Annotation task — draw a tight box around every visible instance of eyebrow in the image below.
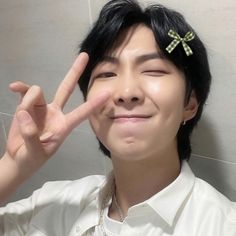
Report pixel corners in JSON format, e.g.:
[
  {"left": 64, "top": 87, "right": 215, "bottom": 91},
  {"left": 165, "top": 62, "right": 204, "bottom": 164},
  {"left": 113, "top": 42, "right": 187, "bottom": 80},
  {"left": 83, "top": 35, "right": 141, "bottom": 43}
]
[
  {"left": 136, "top": 52, "right": 165, "bottom": 64},
  {"left": 100, "top": 52, "right": 164, "bottom": 65}
]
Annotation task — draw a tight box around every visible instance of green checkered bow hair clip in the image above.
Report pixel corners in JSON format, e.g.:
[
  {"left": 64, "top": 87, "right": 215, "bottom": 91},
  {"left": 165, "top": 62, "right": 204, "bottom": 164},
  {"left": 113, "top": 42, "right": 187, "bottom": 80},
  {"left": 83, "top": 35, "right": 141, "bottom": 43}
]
[{"left": 166, "top": 29, "right": 195, "bottom": 56}]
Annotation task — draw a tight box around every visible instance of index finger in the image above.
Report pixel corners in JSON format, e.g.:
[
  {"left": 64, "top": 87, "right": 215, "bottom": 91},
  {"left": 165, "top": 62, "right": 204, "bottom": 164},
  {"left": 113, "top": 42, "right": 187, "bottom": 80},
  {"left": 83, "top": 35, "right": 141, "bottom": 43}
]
[
  {"left": 53, "top": 52, "right": 89, "bottom": 108},
  {"left": 65, "top": 91, "right": 110, "bottom": 132}
]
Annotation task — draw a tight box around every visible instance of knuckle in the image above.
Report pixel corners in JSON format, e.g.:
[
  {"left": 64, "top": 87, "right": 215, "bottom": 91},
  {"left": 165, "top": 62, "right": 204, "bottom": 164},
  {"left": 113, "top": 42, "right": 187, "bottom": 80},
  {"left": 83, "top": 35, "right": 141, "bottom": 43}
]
[
  {"left": 18, "top": 104, "right": 27, "bottom": 111},
  {"left": 22, "top": 125, "right": 38, "bottom": 139},
  {"left": 31, "top": 85, "right": 42, "bottom": 94}
]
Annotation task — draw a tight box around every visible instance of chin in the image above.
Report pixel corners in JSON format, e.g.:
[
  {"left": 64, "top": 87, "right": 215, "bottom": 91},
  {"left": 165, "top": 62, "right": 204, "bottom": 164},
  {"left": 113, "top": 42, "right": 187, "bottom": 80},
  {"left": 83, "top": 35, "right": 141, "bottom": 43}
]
[
  {"left": 100, "top": 136, "right": 154, "bottom": 161},
  {"left": 110, "top": 145, "right": 149, "bottom": 162}
]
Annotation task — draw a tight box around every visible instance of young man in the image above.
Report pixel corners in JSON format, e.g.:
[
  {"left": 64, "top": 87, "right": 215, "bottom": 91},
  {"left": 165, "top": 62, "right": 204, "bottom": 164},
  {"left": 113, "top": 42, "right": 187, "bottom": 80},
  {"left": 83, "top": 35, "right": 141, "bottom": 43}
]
[{"left": 0, "top": 0, "right": 235, "bottom": 235}]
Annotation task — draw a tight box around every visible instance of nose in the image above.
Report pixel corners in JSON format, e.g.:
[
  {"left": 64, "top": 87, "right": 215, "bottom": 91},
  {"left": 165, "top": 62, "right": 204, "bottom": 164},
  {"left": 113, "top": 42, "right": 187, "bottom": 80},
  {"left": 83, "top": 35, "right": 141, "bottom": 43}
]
[{"left": 113, "top": 76, "right": 144, "bottom": 106}]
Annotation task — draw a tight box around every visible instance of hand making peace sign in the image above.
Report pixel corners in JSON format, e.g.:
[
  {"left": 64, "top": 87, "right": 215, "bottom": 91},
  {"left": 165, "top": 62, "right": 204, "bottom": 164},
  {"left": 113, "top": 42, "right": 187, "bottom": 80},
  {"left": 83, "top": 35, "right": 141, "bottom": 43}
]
[{"left": 4, "top": 52, "right": 109, "bottom": 179}]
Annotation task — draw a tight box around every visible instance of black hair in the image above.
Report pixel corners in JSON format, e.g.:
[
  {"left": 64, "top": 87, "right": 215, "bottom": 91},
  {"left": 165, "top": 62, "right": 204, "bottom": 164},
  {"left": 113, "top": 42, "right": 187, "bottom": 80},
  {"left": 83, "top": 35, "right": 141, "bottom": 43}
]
[{"left": 78, "top": 0, "right": 211, "bottom": 161}]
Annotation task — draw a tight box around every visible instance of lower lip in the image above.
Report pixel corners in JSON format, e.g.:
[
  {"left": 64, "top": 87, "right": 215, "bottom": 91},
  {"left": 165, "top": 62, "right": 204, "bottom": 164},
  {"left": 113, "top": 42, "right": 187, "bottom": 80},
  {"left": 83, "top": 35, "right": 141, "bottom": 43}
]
[{"left": 112, "top": 117, "right": 150, "bottom": 123}]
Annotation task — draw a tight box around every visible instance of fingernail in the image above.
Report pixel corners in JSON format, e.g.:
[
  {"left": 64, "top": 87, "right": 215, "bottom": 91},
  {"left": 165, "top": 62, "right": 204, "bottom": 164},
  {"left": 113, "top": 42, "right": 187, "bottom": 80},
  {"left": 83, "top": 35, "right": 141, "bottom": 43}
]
[
  {"left": 99, "top": 91, "right": 110, "bottom": 99},
  {"left": 73, "top": 53, "right": 88, "bottom": 68},
  {"left": 16, "top": 110, "right": 31, "bottom": 124}
]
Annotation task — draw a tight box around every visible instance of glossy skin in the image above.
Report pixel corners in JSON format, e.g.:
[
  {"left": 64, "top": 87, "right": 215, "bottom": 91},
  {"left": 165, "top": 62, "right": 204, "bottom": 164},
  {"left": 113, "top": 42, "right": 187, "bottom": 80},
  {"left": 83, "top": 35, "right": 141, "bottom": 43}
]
[{"left": 87, "top": 24, "right": 198, "bottom": 163}]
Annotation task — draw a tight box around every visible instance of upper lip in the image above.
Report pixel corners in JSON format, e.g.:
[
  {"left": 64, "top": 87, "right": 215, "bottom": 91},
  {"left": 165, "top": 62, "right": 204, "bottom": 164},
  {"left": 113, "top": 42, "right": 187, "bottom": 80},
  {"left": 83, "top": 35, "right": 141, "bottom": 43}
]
[{"left": 110, "top": 114, "right": 152, "bottom": 119}]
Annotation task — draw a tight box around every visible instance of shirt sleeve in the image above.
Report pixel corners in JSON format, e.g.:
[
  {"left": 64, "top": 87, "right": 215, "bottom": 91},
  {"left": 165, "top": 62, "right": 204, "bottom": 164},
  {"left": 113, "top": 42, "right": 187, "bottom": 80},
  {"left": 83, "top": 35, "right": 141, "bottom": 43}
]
[
  {"left": 0, "top": 180, "right": 71, "bottom": 235},
  {"left": 0, "top": 189, "right": 42, "bottom": 235}
]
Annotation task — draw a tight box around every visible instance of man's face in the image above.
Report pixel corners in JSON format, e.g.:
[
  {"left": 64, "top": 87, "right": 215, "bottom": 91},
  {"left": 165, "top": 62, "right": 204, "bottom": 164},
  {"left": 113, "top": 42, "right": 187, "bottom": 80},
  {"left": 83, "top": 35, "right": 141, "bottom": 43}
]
[{"left": 87, "top": 24, "right": 196, "bottom": 161}]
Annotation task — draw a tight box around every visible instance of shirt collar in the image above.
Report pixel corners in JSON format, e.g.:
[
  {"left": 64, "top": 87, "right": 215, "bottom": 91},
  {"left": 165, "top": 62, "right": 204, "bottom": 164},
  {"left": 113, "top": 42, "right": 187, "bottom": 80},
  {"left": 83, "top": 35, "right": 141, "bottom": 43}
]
[
  {"left": 73, "top": 172, "right": 114, "bottom": 235},
  {"left": 71, "top": 191, "right": 99, "bottom": 235},
  {"left": 145, "top": 161, "right": 195, "bottom": 226},
  {"left": 74, "top": 161, "right": 195, "bottom": 234}
]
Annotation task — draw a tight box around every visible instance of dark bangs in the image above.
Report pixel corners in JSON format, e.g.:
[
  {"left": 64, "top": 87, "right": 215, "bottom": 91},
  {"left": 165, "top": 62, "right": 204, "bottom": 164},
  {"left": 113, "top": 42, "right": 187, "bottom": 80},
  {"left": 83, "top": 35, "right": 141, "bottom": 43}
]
[{"left": 79, "top": 0, "right": 210, "bottom": 106}]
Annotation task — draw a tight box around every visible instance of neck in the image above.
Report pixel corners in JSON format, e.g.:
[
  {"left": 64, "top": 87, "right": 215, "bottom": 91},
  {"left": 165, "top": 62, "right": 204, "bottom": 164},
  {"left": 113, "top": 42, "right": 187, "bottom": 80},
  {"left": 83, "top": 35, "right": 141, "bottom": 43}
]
[{"left": 109, "top": 149, "right": 181, "bottom": 218}]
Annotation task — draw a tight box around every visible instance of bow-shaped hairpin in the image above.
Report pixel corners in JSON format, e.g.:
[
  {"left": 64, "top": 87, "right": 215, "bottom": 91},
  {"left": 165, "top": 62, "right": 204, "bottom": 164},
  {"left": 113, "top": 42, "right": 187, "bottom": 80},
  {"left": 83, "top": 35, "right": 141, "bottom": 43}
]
[{"left": 166, "top": 29, "right": 195, "bottom": 56}]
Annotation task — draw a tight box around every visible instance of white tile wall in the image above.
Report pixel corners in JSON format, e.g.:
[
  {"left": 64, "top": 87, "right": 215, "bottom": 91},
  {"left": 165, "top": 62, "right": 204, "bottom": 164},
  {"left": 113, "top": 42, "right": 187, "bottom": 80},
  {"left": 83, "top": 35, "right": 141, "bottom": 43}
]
[
  {"left": 189, "top": 155, "right": 236, "bottom": 201},
  {"left": 0, "top": 0, "right": 235, "bottom": 202},
  {"left": 0, "top": 114, "right": 7, "bottom": 157},
  {"left": 0, "top": 0, "right": 91, "bottom": 114},
  {"left": 88, "top": 0, "right": 109, "bottom": 22}
]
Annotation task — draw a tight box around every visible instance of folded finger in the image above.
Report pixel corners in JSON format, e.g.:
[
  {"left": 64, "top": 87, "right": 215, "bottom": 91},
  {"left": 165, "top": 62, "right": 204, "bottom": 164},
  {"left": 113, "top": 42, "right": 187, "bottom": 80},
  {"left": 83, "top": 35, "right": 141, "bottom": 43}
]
[
  {"left": 53, "top": 52, "right": 89, "bottom": 109},
  {"left": 10, "top": 81, "right": 31, "bottom": 103},
  {"left": 9, "top": 81, "right": 31, "bottom": 98},
  {"left": 19, "top": 85, "right": 46, "bottom": 111},
  {"left": 16, "top": 110, "right": 45, "bottom": 158}
]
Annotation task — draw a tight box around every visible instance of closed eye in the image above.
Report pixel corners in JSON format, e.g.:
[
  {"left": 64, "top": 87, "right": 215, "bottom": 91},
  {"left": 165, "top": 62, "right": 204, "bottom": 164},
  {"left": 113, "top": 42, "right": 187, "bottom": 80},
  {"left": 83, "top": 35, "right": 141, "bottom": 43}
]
[
  {"left": 95, "top": 72, "right": 116, "bottom": 79},
  {"left": 143, "top": 70, "right": 167, "bottom": 77}
]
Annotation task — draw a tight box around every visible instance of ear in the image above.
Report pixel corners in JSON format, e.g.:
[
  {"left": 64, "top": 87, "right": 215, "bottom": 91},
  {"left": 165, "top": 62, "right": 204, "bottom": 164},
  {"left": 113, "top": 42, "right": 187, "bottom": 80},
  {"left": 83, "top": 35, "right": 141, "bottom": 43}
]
[{"left": 183, "top": 90, "right": 199, "bottom": 122}]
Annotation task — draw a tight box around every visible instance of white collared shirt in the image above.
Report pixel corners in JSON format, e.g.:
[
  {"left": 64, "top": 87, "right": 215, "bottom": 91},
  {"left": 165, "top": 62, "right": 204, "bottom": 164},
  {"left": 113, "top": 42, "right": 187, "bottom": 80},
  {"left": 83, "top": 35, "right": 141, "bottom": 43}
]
[{"left": 0, "top": 161, "right": 236, "bottom": 235}]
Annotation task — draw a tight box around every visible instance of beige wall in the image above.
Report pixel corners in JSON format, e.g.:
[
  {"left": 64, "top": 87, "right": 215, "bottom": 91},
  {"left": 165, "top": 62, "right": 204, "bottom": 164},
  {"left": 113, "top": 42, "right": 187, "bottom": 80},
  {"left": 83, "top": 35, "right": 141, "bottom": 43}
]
[{"left": 0, "top": 0, "right": 235, "bottom": 202}]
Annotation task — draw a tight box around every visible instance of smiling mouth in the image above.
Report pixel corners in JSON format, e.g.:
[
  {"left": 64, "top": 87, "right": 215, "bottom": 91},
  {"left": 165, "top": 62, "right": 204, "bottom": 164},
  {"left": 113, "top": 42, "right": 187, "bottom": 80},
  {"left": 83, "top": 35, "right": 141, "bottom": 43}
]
[{"left": 110, "top": 114, "right": 152, "bottom": 123}]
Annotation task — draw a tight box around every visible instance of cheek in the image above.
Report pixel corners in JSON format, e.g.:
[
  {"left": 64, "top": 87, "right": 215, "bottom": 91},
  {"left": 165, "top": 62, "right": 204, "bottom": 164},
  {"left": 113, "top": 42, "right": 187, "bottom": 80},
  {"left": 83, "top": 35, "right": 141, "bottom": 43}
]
[
  {"left": 86, "top": 83, "right": 99, "bottom": 101},
  {"left": 145, "top": 79, "right": 186, "bottom": 119}
]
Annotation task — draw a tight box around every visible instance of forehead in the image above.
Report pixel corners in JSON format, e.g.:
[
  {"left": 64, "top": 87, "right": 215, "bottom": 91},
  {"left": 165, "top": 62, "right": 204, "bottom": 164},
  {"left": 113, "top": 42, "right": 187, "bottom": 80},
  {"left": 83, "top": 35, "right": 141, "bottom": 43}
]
[{"left": 107, "top": 24, "right": 162, "bottom": 58}]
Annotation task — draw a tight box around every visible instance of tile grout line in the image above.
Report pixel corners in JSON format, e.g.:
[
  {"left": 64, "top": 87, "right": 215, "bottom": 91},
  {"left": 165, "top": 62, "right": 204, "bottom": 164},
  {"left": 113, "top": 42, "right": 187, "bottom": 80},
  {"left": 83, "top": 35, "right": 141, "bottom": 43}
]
[
  {"left": 192, "top": 153, "right": 236, "bottom": 165},
  {"left": 0, "top": 114, "right": 7, "bottom": 141},
  {"left": 0, "top": 112, "right": 13, "bottom": 117},
  {"left": 88, "top": 0, "right": 93, "bottom": 26}
]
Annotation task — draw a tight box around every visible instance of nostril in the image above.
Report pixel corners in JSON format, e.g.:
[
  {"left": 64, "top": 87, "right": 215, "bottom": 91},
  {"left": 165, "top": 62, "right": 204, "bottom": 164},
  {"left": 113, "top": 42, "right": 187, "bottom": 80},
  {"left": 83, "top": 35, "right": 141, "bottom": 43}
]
[
  {"left": 117, "top": 97, "right": 139, "bottom": 103},
  {"left": 131, "top": 97, "right": 139, "bottom": 102},
  {"left": 118, "top": 98, "right": 124, "bottom": 103}
]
